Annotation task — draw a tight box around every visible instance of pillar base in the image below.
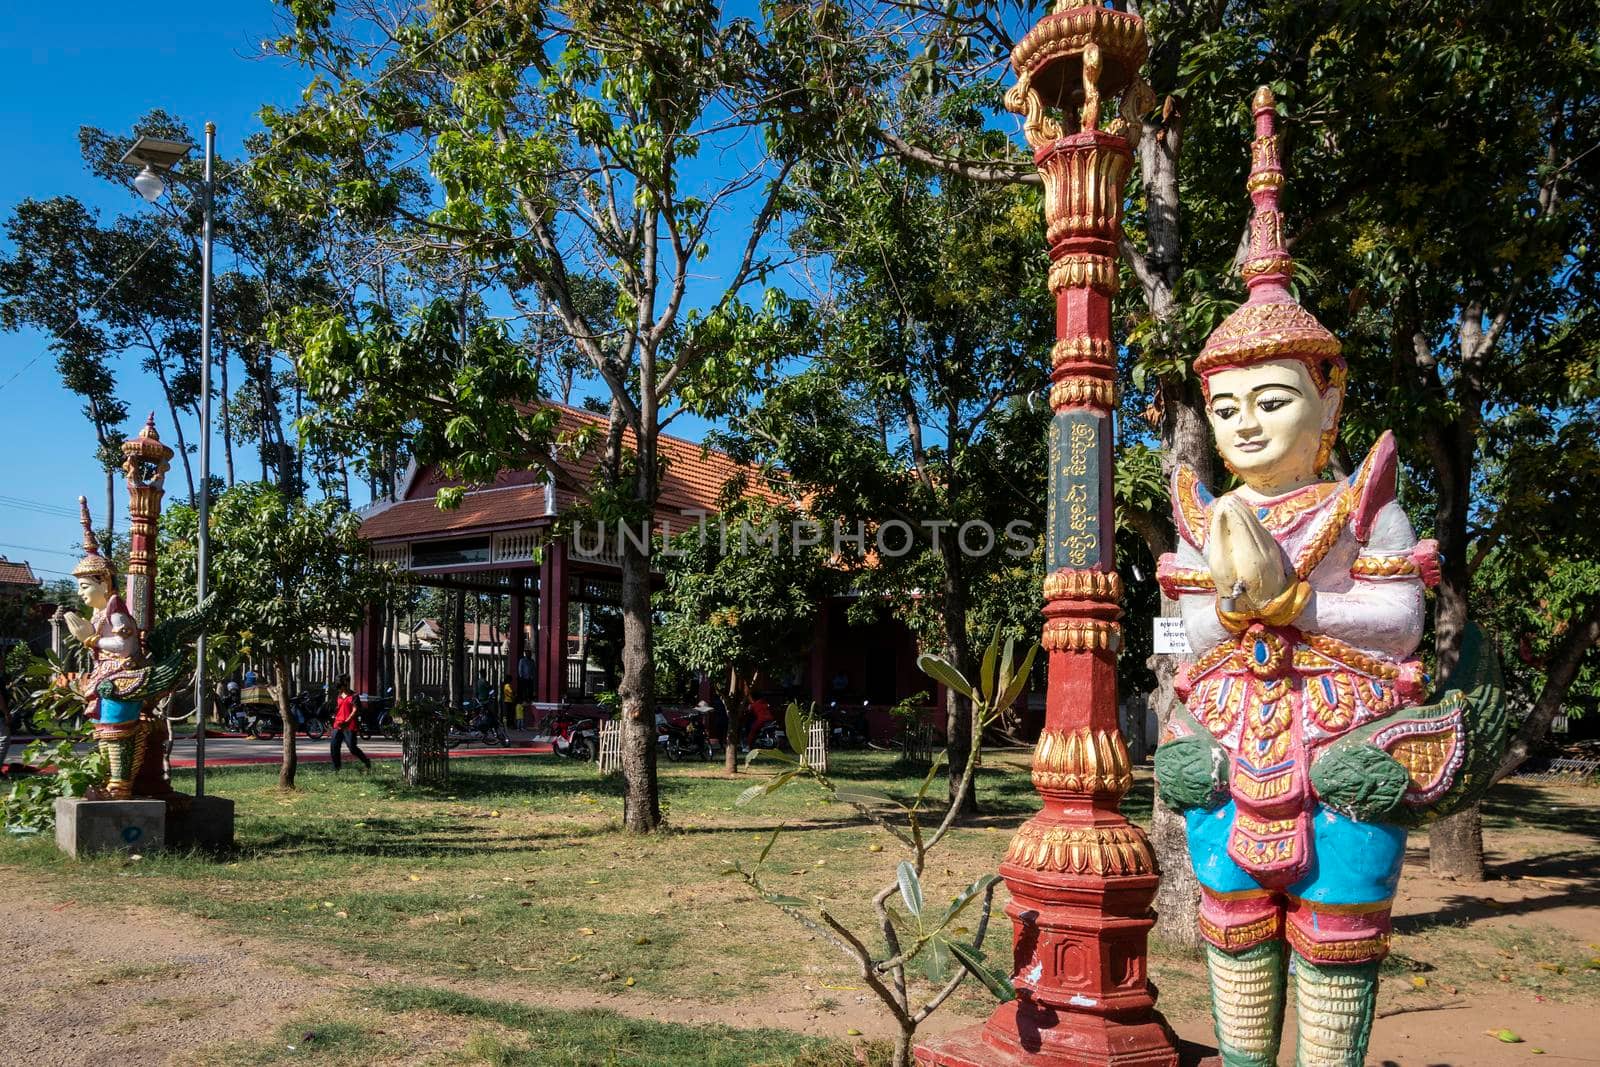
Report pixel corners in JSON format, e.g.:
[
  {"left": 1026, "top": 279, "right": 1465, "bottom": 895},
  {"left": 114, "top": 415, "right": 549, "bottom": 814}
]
[
  {"left": 916, "top": 1010, "right": 1205, "bottom": 1067},
  {"left": 54, "top": 798, "right": 165, "bottom": 858}
]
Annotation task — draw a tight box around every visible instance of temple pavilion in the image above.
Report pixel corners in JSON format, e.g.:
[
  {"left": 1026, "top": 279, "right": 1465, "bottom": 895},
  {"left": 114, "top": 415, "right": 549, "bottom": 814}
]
[{"left": 349, "top": 402, "right": 925, "bottom": 728}]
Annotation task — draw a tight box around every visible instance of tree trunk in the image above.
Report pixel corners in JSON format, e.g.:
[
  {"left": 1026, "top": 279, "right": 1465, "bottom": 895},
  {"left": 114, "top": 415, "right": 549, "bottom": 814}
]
[
  {"left": 1145, "top": 377, "right": 1212, "bottom": 949},
  {"left": 104, "top": 468, "right": 116, "bottom": 545},
  {"left": 152, "top": 360, "right": 197, "bottom": 503},
  {"left": 274, "top": 654, "right": 297, "bottom": 789},
  {"left": 219, "top": 347, "right": 235, "bottom": 486},
  {"left": 618, "top": 518, "right": 661, "bottom": 832},
  {"left": 1149, "top": 638, "right": 1202, "bottom": 949},
  {"left": 1428, "top": 804, "right": 1483, "bottom": 881},
  {"left": 1426, "top": 420, "right": 1483, "bottom": 880},
  {"left": 941, "top": 539, "right": 979, "bottom": 816},
  {"left": 723, "top": 672, "right": 746, "bottom": 775}
]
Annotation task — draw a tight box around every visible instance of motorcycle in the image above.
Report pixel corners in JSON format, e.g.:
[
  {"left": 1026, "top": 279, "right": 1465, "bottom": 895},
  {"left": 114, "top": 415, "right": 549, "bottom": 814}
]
[
  {"left": 551, "top": 714, "right": 599, "bottom": 760},
  {"left": 824, "top": 702, "right": 871, "bottom": 750},
  {"left": 243, "top": 702, "right": 282, "bottom": 740},
  {"left": 750, "top": 718, "right": 787, "bottom": 752},
  {"left": 446, "top": 699, "right": 509, "bottom": 748},
  {"left": 659, "top": 710, "right": 713, "bottom": 761},
  {"left": 289, "top": 689, "right": 328, "bottom": 741},
  {"left": 216, "top": 689, "right": 250, "bottom": 734},
  {"left": 357, "top": 690, "right": 397, "bottom": 740}
]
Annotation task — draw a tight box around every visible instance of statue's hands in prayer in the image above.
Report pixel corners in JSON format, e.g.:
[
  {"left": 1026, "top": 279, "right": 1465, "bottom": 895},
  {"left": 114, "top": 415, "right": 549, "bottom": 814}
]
[
  {"left": 64, "top": 612, "right": 94, "bottom": 645},
  {"left": 1207, "top": 497, "right": 1291, "bottom": 614}
]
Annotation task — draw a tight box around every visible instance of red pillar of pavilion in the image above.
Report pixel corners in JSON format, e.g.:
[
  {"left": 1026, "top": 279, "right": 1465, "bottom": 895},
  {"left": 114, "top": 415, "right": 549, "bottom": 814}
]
[{"left": 917, "top": 7, "right": 1178, "bottom": 1066}]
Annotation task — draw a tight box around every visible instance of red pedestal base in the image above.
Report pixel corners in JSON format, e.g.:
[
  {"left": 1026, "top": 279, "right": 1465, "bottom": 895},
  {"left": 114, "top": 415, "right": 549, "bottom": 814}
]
[
  {"left": 917, "top": 1018, "right": 1218, "bottom": 1067},
  {"left": 916, "top": 1007, "right": 1179, "bottom": 1067}
]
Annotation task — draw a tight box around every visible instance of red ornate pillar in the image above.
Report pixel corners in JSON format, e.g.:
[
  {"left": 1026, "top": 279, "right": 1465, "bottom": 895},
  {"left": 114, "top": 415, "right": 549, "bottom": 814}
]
[
  {"left": 121, "top": 414, "right": 173, "bottom": 636},
  {"left": 918, "top": 7, "right": 1178, "bottom": 1066},
  {"left": 537, "top": 538, "right": 568, "bottom": 703},
  {"left": 123, "top": 414, "right": 177, "bottom": 800},
  {"left": 353, "top": 604, "right": 381, "bottom": 697},
  {"left": 509, "top": 588, "right": 527, "bottom": 724}
]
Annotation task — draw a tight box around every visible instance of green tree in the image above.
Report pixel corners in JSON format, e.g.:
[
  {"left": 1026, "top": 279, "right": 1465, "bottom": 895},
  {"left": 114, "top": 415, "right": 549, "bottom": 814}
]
[
  {"left": 657, "top": 496, "right": 838, "bottom": 773},
  {"left": 733, "top": 136, "right": 1051, "bottom": 814},
  {"left": 158, "top": 484, "right": 389, "bottom": 789},
  {"left": 267, "top": 0, "right": 852, "bottom": 830}
]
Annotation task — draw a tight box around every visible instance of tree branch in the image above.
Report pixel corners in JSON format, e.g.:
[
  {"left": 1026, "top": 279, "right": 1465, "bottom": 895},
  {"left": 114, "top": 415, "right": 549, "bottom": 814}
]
[
  {"left": 873, "top": 127, "right": 1040, "bottom": 186},
  {"left": 1494, "top": 605, "right": 1600, "bottom": 782}
]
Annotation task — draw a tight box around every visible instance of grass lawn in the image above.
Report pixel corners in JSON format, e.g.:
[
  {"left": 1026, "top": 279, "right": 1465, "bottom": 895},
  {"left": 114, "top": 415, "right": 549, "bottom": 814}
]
[
  {"left": 2, "top": 751, "right": 1054, "bottom": 1016},
  {"left": 188, "top": 984, "right": 865, "bottom": 1066},
  {"left": 4, "top": 750, "right": 1599, "bottom": 1064}
]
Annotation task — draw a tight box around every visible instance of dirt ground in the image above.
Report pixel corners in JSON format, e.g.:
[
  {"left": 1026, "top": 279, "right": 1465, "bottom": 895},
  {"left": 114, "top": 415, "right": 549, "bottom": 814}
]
[{"left": 3, "top": 854, "right": 1598, "bottom": 1067}]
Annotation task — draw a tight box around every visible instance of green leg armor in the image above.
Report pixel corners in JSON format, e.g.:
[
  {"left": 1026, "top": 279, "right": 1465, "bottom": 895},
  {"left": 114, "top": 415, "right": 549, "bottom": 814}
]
[
  {"left": 1205, "top": 942, "right": 1286, "bottom": 1067},
  {"left": 1292, "top": 953, "right": 1379, "bottom": 1067},
  {"left": 99, "top": 735, "right": 135, "bottom": 798}
]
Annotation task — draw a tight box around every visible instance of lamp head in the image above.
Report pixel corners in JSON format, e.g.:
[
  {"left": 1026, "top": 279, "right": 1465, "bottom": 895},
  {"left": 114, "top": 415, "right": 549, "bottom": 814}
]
[
  {"left": 132, "top": 166, "right": 165, "bottom": 202},
  {"left": 118, "top": 135, "right": 195, "bottom": 203}
]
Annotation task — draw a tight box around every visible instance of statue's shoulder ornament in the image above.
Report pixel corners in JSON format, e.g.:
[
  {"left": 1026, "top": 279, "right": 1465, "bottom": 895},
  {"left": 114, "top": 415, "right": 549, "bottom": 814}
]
[
  {"left": 1158, "top": 465, "right": 1218, "bottom": 597},
  {"left": 1339, "top": 432, "right": 1441, "bottom": 586},
  {"left": 1170, "top": 464, "right": 1213, "bottom": 551}
]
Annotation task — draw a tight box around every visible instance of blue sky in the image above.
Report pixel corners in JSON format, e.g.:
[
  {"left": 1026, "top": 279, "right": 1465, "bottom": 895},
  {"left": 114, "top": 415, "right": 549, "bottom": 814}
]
[
  {"left": 0, "top": 1, "right": 752, "bottom": 584},
  {"left": 0, "top": 2, "right": 315, "bottom": 580}
]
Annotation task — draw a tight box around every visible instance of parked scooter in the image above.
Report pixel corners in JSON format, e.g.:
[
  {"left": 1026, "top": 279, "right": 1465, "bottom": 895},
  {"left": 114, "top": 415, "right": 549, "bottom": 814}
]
[
  {"left": 824, "top": 701, "right": 871, "bottom": 750},
  {"left": 357, "top": 689, "right": 397, "bottom": 740},
  {"left": 289, "top": 689, "right": 329, "bottom": 741},
  {"left": 551, "top": 714, "right": 599, "bottom": 760},
  {"left": 446, "top": 699, "right": 509, "bottom": 748},
  {"left": 659, "top": 709, "right": 713, "bottom": 761}
]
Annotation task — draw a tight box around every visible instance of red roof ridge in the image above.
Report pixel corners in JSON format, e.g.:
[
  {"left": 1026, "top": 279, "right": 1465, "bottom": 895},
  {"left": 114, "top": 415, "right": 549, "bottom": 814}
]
[{"left": 528, "top": 399, "right": 754, "bottom": 465}]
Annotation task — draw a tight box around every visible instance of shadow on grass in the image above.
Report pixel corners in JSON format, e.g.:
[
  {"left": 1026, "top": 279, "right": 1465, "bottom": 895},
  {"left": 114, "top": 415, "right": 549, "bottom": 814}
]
[
  {"left": 366, "top": 982, "right": 876, "bottom": 1066},
  {"left": 1481, "top": 780, "right": 1600, "bottom": 842}
]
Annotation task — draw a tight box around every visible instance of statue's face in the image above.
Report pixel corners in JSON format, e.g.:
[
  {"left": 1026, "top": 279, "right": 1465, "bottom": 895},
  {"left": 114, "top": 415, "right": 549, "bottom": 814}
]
[
  {"left": 76, "top": 575, "right": 109, "bottom": 609},
  {"left": 1205, "top": 359, "right": 1333, "bottom": 494}
]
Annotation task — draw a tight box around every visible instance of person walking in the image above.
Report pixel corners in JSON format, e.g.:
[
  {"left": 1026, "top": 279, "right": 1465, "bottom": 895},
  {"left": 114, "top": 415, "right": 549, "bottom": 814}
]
[{"left": 330, "top": 683, "right": 371, "bottom": 771}]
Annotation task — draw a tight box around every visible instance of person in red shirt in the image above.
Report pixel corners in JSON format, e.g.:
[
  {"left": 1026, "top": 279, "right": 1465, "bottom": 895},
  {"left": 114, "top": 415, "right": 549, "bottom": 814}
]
[
  {"left": 743, "top": 695, "right": 774, "bottom": 748},
  {"left": 330, "top": 684, "right": 371, "bottom": 771}
]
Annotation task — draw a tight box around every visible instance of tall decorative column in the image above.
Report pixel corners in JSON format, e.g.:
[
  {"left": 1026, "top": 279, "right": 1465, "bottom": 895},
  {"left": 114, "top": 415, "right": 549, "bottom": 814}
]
[
  {"left": 121, "top": 414, "right": 181, "bottom": 800},
  {"left": 121, "top": 414, "right": 173, "bottom": 636},
  {"left": 918, "top": 7, "right": 1178, "bottom": 1066}
]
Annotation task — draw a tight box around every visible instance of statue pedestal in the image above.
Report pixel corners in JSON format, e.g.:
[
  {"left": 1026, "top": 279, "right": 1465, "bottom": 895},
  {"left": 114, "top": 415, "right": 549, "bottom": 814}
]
[
  {"left": 54, "top": 798, "right": 165, "bottom": 858},
  {"left": 917, "top": 1026, "right": 1218, "bottom": 1067},
  {"left": 167, "top": 795, "right": 235, "bottom": 851}
]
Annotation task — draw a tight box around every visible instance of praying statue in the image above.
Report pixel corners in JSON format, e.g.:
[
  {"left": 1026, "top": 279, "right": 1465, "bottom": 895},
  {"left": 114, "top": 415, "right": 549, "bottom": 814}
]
[
  {"left": 64, "top": 499, "right": 150, "bottom": 799},
  {"left": 1153, "top": 87, "right": 1510, "bottom": 1067},
  {"left": 63, "top": 495, "right": 208, "bottom": 801}
]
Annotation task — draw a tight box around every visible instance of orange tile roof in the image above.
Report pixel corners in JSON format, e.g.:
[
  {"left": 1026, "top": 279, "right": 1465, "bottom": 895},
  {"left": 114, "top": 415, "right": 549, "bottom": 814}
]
[
  {"left": 0, "top": 557, "right": 42, "bottom": 590},
  {"left": 360, "top": 402, "right": 786, "bottom": 544}
]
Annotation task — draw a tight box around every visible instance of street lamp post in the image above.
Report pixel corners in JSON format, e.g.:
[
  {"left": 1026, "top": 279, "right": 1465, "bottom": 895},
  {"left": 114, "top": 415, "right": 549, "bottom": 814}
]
[{"left": 118, "top": 124, "right": 215, "bottom": 798}]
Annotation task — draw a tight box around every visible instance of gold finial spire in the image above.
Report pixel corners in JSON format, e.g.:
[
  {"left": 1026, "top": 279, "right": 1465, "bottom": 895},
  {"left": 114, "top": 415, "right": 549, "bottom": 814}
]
[
  {"left": 1240, "top": 85, "right": 1293, "bottom": 292},
  {"left": 73, "top": 497, "right": 115, "bottom": 580},
  {"left": 79, "top": 496, "right": 98, "bottom": 555}
]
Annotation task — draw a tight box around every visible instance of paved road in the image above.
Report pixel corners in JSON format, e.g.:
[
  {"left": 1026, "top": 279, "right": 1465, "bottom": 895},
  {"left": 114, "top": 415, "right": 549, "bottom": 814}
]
[{"left": 5, "top": 730, "right": 557, "bottom": 768}]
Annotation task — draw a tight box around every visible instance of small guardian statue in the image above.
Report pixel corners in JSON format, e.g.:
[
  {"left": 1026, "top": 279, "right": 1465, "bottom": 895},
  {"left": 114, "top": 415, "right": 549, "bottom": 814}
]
[
  {"left": 1153, "top": 87, "right": 1510, "bottom": 1067},
  {"left": 64, "top": 500, "right": 149, "bottom": 799}
]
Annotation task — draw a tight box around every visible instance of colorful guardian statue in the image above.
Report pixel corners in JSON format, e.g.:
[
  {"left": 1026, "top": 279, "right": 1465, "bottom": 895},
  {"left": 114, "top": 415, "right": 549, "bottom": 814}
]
[
  {"left": 1153, "top": 88, "right": 1510, "bottom": 1067},
  {"left": 64, "top": 500, "right": 150, "bottom": 799},
  {"left": 63, "top": 417, "right": 209, "bottom": 802}
]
